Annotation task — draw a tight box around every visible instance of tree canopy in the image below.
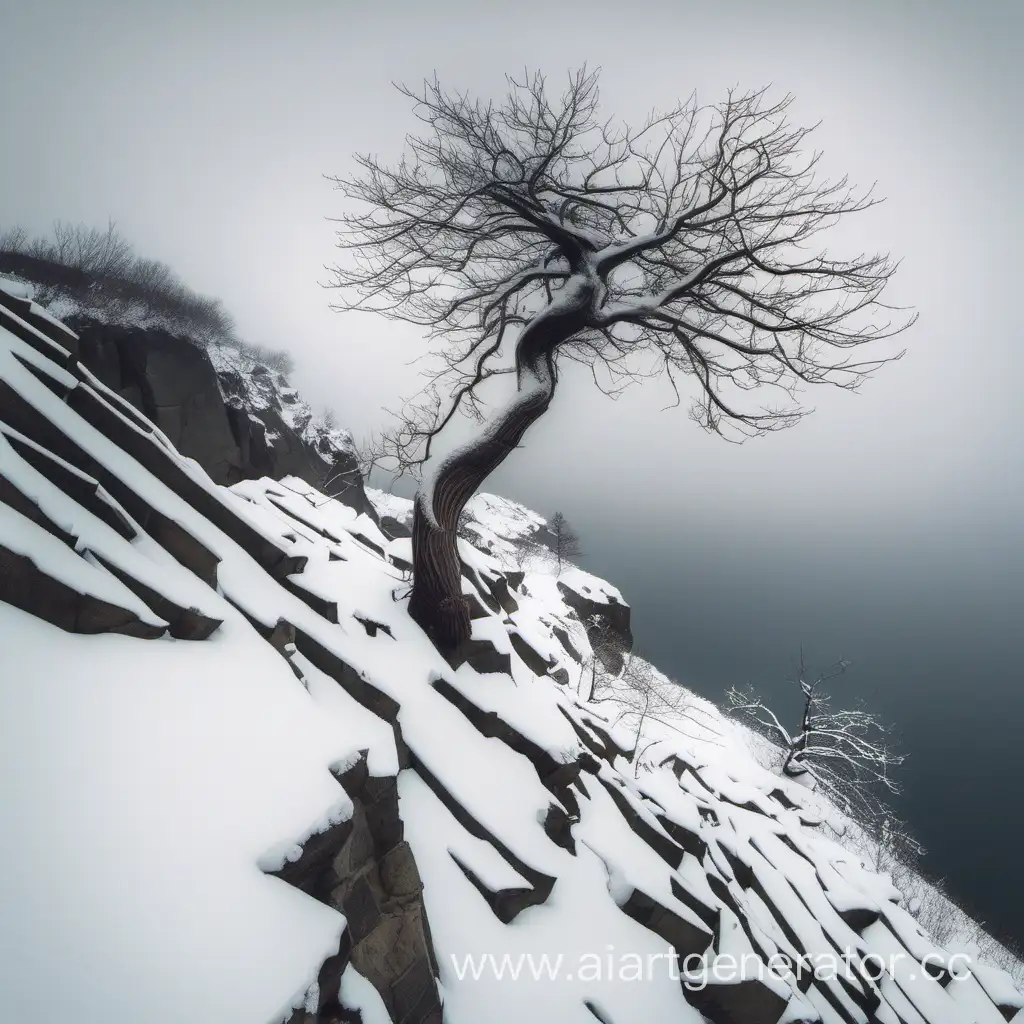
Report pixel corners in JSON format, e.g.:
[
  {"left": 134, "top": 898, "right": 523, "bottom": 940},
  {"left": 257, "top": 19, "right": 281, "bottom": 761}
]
[{"left": 326, "top": 68, "right": 916, "bottom": 653}]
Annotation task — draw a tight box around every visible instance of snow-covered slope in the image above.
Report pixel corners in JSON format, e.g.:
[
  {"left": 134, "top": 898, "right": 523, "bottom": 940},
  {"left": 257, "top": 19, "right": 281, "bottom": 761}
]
[{"left": 1, "top": 286, "right": 1021, "bottom": 1024}]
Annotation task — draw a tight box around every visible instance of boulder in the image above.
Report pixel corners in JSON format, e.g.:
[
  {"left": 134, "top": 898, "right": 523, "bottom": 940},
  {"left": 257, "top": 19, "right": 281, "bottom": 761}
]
[
  {"left": 0, "top": 544, "right": 165, "bottom": 639},
  {"left": 558, "top": 580, "right": 633, "bottom": 673},
  {"left": 73, "top": 321, "right": 241, "bottom": 483},
  {"left": 67, "top": 319, "right": 377, "bottom": 517}
]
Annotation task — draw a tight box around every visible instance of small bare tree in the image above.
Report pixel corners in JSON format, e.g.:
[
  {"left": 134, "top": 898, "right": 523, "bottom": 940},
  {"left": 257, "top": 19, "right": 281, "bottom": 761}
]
[
  {"left": 548, "top": 511, "right": 582, "bottom": 572},
  {"left": 587, "top": 644, "right": 723, "bottom": 772},
  {"left": 317, "top": 459, "right": 363, "bottom": 505},
  {"left": 726, "top": 651, "right": 906, "bottom": 831},
  {"left": 327, "top": 69, "right": 915, "bottom": 655},
  {"left": 0, "top": 225, "right": 28, "bottom": 255},
  {"left": 50, "top": 219, "right": 135, "bottom": 279},
  {"left": 576, "top": 612, "right": 628, "bottom": 701}
]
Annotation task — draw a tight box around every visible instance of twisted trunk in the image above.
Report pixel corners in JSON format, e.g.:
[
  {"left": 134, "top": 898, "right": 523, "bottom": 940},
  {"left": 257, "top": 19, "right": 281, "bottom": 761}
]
[{"left": 408, "top": 281, "right": 594, "bottom": 653}]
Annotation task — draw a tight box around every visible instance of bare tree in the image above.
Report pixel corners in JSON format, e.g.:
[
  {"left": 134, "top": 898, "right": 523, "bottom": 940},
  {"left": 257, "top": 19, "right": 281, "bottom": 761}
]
[
  {"left": 726, "top": 651, "right": 906, "bottom": 831},
  {"left": 548, "top": 510, "right": 582, "bottom": 572},
  {"left": 327, "top": 69, "right": 916, "bottom": 654},
  {"left": 0, "top": 225, "right": 28, "bottom": 255},
  {"left": 590, "top": 648, "right": 723, "bottom": 771},
  {"left": 317, "top": 460, "right": 363, "bottom": 506},
  {"left": 50, "top": 219, "right": 135, "bottom": 279},
  {"left": 125, "top": 256, "right": 175, "bottom": 292},
  {"left": 0, "top": 222, "right": 237, "bottom": 345},
  {"left": 579, "top": 613, "right": 629, "bottom": 701}
]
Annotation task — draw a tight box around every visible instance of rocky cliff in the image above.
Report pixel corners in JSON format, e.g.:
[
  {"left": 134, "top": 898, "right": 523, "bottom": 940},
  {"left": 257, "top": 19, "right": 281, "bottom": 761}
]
[
  {"left": 71, "top": 316, "right": 375, "bottom": 518},
  {"left": 0, "top": 281, "right": 1021, "bottom": 1024},
  {"left": 0, "top": 273, "right": 372, "bottom": 517}
]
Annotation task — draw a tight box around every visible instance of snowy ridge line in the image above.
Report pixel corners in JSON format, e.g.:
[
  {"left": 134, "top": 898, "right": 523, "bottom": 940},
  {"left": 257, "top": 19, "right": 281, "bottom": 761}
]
[
  {"left": 0, "top": 292, "right": 1022, "bottom": 1024},
  {"left": 0, "top": 273, "right": 369, "bottom": 519}
]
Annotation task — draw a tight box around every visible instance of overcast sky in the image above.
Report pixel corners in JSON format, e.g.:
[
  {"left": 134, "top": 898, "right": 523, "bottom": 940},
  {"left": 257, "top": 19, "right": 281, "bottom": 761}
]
[{"left": 2, "top": 0, "right": 1022, "bottom": 940}]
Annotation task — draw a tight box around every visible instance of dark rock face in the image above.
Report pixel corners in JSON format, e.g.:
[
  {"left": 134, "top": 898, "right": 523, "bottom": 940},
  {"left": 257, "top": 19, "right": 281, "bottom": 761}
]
[
  {"left": 68, "top": 318, "right": 376, "bottom": 518},
  {"left": 0, "top": 543, "right": 166, "bottom": 639},
  {"left": 271, "top": 755, "right": 443, "bottom": 1024},
  {"left": 75, "top": 321, "right": 242, "bottom": 482},
  {"left": 556, "top": 580, "right": 633, "bottom": 672},
  {"left": 379, "top": 515, "right": 412, "bottom": 541}
]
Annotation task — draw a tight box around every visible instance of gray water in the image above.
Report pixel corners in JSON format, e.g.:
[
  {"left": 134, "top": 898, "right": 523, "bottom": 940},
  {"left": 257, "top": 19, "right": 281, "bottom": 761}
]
[{"left": 581, "top": 526, "right": 1024, "bottom": 947}]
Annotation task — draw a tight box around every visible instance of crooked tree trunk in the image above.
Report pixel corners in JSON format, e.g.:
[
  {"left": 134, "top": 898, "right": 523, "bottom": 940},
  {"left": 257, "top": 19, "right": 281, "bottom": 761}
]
[{"left": 408, "top": 283, "right": 594, "bottom": 654}]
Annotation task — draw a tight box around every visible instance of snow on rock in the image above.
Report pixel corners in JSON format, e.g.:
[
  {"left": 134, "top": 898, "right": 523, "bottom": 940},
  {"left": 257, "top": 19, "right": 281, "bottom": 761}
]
[
  {"left": 0, "top": 276, "right": 371, "bottom": 516},
  {"left": 0, "top": 273, "right": 34, "bottom": 299},
  {"left": 0, "top": 289, "right": 1020, "bottom": 1024},
  {"left": 366, "top": 485, "right": 415, "bottom": 531},
  {"left": 367, "top": 486, "right": 549, "bottom": 564}
]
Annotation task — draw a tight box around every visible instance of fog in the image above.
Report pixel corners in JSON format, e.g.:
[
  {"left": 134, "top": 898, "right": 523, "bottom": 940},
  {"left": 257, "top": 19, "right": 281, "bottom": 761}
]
[{"left": 1, "top": 0, "right": 1021, "bottom": 940}]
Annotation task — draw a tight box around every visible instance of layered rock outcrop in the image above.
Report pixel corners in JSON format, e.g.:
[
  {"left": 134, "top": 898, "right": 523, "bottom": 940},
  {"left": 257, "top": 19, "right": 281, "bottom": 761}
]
[
  {"left": 66, "top": 315, "right": 375, "bottom": 518},
  {"left": 1, "top": 282, "right": 1021, "bottom": 1024}
]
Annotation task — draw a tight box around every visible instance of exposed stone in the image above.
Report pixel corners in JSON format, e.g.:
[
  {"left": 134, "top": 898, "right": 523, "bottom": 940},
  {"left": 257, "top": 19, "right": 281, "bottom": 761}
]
[
  {"left": 263, "top": 617, "right": 297, "bottom": 654},
  {"left": 508, "top": 630, "right": 553, "bottom": 676},
  {"left": 0, "top": 300, "right": 76, "bottom": 369},
  {"left": 598, "top": 776, "right": 686, "bottom": 869},
  {"left": 89, "top": 551, "right": 222, "bottom": 640},
  {"left": 552, "top": 624, "right": 582, "bottom": 663},
  {"left": 0, "top": 396, "right": 221, "bottom": 585},
  {"left": 656, "top": 813, "right": 707, "bottom": 862},
  {"left": 379, "top": 514, "right": 412, "bottom": 541},
  {"left": 450, "top": 851, "right": 538, "bottom": 924},
  {"left": 585, "top": 1001, "right": 616, "bottom": 1023},
  {"left": 444, "top": 636, "right": 512, "bottom": 676},
  {"left": 409, "top": 754, "right": 556, "bottom": 915},
  {"left": 331, "top": 775, "right": 441, "bottom": 1023},
  {"left": 557, "top": 580, "right": 633, "bottom": 673},
  {"left": 484, "top": 572, "right": 519, "bottom": 614},
  {"left": 347, "top": 529, "right": 385, "bottom": 559},
  {"left": 269, "top": 816, "right": 356, "bottom": 902},
  {"left": 549, "top": 666, "right": 571, "bottom": 686},
  {"left": 458, "top": 561, "right": 501, "bottom": 614},
  {"left": 0, "top": 543, "right": 165, "bottom": 639},
  {"left": 542, "top": 803, "right": 577, "bottom": 854},
  {"left": 295, "top": 629, "right": 402, "bottom": 727},
  {"left": 464, "top": 589, "right": 492, "bottom": 620},
  {"left": 618, "top": 886, "right": 713, "bottom": 959},
  {"left": 264, "top": 495, "right": 343, "bottom": 544},
  {"left": 505, "top": 570, "right": 526, "bottom": 592},
  {"left": 2, "top": 429, "right": 136, "bottom": 540},
  {"left": 280, "top": 575, "right": 340, "bottom": 623},
  {"left": 389, "top": 551, "right": 413, "bottom": 573},
  {"left": 432, "top": 677, "right": 583, "bottom": 811},
  {"left": 0, "top": 471, "right": 76, "bottom": 547},
  {"left": 686, "top": 978, "right": 791, "bottom": 1024},
  {"left": 836, "top": 905, "right": 881, "bottom": 932},
  {"left": 558, "top": 706, "right": 632, "bottom": 765},
  {"left": 0, "top": 283, "right": 79, "bottom": 358},
  {"left": 668, "top": 876, "right": 719, "bottom": 931},
  {"left": 768, "top": 788, "right": 801, "bottom": 810},
  {"left": 269, "top": 751, "right": 442, "bottom": 1024},
  {"left": 11, "top": 350, "right": 74, "bottom": 399},
  {"left": 65, "top": 380, "right": 307, "bottom": 580},
  {"left": 62, "top": 318, "right": 378, "bottom": 518}
]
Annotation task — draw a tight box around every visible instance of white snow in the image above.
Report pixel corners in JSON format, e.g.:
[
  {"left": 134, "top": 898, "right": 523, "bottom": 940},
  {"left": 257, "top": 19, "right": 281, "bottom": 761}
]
[{"left": 0, "top": 295, "right": 1020, "bottom": 1024}]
